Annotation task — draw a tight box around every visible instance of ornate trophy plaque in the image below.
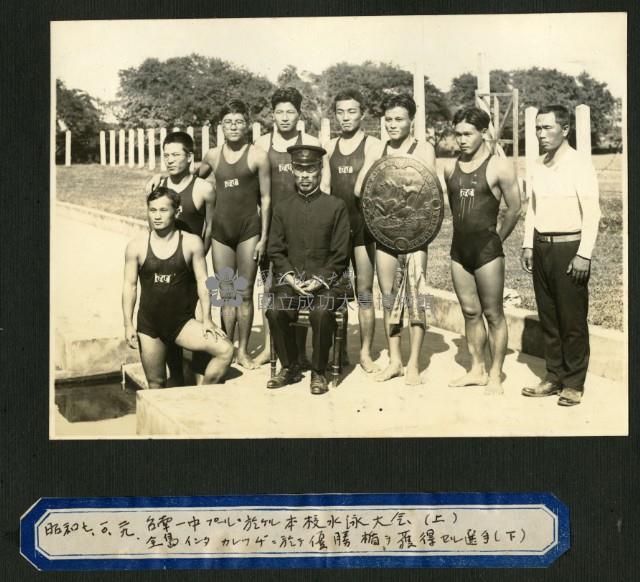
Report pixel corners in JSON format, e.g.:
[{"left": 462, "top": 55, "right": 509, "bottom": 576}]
[{"left": 361, "top": 155, "right": 444, "bottom": 252}]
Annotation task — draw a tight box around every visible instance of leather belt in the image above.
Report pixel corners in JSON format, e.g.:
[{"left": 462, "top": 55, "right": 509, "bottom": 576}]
[{"left": 536, "top": 232, "right": 581, "bottom": 243}]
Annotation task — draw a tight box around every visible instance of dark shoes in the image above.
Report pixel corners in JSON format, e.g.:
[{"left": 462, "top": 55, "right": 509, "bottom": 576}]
[
  {"left": 521, "top": 380, "right": 562, "bottom": 398},
  {"left": 267, "top": 365, "right": 303, "bottom": 389},
  {"left": 558, "top": 387, "right": 583, "bottom": 406},
  {"left": 310, "top": 371, "right": 329, "bottom": 395}
]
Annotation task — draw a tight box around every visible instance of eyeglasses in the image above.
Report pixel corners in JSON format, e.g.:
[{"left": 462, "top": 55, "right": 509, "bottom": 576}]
[{"left": 222, "top": 119, "right": 247, "bottom": 128}]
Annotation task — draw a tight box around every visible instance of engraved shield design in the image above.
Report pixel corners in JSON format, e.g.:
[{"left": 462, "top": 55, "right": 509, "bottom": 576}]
[{"left": 361, "top": 155, "right": 444, "bottom": 252}]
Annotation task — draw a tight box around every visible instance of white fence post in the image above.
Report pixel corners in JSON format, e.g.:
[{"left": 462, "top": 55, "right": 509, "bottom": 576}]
[
  {"left": 186, "top": 126, "right": 195, "bottom": 172},
  {"left": 109, "top": 129, "right": 116, "bottom": 166},
  {"left": 319, "top": 117, "right": 331, "bottom": 146},
  {"left": 296, "top": 120, "right": 305, "bottom": 134},
  {"left": 118, "top": 129, "right": 125, "bottom": 166},
  {"left": 172, "top": 126, "right": 180, "bottom": 133},
  {"left": 380, "top": 116, "right": 389, "bottom": 143},
  {"left": 216, "top": 124, "right": 224, "bottom": 147},
  {"left": 99, "top": 130, "right": 106, "bottom": 165},
  {"left": 575, "top": 104, "right": 591, "bottom": 159},
  {"left": 252, "top": 122, "right": 261, "bottom": 143},
  {"left": 413, "top": 61, "right": 426, "bottom": 143},
  {"left": 137, "top": 128, "right": 145, "bottom": 168},
  {"left": 201, "top": 126, "right": 209, "bottom": 160},
  {"left": 128, "top": 129, "right": 135, "bottom": 168},
  {"left": 65, "top": 131, "right": 71, "bottom": 166},
  {"left": 159, "top": 127, "right": 167, "bottom": 170},
  {"left": 147, "top": 129, "right": 155, "bottom": 170},
  {"left": 524, "top": 106, "right": 538, "bottom": 199}
]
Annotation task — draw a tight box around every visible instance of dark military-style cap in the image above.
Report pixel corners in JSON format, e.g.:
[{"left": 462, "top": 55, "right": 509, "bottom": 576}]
[{"left": 287, "top": 144, "right": 327, "bottom": 165}]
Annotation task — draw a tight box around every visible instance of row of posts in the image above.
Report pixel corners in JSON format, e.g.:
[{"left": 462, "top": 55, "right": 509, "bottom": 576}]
[{"left": 61, "top": 106, "right": 592, "bottom": 193}]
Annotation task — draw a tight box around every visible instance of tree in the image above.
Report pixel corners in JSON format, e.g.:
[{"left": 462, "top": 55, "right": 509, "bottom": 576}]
[
  {"left": 447, "top": 67, "right": 619, "bottom": 150},
  {"left": 56, "top": 79, "right": 105, "bottom": 163},
  {"left": 116, "top": 54, "right": 275, "bottom": 129},
  {"left": 317, "top": 62, "right": 450, "bottom": 139}
]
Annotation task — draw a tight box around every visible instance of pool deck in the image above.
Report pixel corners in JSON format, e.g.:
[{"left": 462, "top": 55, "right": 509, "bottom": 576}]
[{"left": 52, "top": 212, "right": 628, "bottom": 439}]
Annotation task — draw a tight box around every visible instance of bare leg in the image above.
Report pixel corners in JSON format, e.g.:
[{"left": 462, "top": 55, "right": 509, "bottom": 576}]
[
  {"left": 405, "top": 250, "right": 428, "bottom": 386},
  {"left": 175, "top": 320, "right": 234, "bottom": 384},
  {"left": 212, "top": 240, "right": 238, "bottom": 344},
  {"left": 374, "top": 248, "right": 404, "bottom": 382},
  {"left": 475, "top": 257, "right": 507, "bottom": 395},
  {"left": 353, "top": 243, "right": 379, "bottom": 373},
  {"left": 253, "top": 262, "right": 272, "bottom": 366},
  {"left": 137, "top": 333, "right": 168, "bottom": 389},
  {"left": 449, "top": 260, "right": 488, "bottom": 387},
  {"left": 234, "top": 236, "right": 260, "bottom": 369}
]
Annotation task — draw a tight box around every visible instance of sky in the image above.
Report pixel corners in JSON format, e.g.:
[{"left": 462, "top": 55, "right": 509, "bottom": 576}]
[{"left": 52, "top": 13, "right": 626, "bottom": 102}]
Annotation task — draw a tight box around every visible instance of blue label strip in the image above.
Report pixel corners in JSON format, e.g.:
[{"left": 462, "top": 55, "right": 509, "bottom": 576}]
[{"left": 20, "top": 492, "right": 569, "bottom": 571}]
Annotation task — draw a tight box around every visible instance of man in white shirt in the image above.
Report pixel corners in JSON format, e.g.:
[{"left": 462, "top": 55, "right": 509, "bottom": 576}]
[{"left": 521, "top": 105, "right": 601, "bottom": 406}]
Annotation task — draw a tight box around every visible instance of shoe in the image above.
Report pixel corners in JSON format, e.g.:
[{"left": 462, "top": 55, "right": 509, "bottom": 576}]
[
  {"left": 521, "top": 380, "right": 562, "bottom": 397},
  {"left": 558, "top": 387, "right": 583, "bottom": 406},
  {"left": 266, "top": 366, "right": 303, "bottom": 389},
  {"left": 310, "top": 371, "right": 329, "bottom": 395}
]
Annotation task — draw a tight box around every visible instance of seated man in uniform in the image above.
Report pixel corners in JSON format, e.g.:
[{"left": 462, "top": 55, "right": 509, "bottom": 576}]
[
  {"left": 266, "top": 145, "right": 351, "bottom": 395},
  {"left": 122, "top": 187, "right": 234, "bottom": 388}
]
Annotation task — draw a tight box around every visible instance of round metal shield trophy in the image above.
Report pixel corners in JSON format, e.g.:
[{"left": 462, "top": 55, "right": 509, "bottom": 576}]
[{"left": 361, "top": 155, "right": 444, "bottom": 253}]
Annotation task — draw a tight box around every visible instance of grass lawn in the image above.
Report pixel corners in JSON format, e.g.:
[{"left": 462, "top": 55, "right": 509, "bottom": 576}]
[{"left": 54, "top": 154, "right": 625, "bottom": 331}]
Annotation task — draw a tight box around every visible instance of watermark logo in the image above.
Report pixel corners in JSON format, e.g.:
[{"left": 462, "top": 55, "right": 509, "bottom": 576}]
[{"left": 205, "top": 267, "right": 248, "bottom": 307}]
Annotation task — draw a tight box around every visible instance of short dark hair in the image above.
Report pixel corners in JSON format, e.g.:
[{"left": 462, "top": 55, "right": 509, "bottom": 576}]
[
  {"left": 382, "top": 93, "right": 416, "bottom": 119},
  {"left": 163, "top": 131, "right": 194, "bottom": 154},
  {"left": 537, "top": 104, "right": 571, "bottom": 129},
  {"left": 271, "top": 87, "right": 303, "bottom": 112},
  {"left": 452, "top": 107, "right": 491, "bottom": 131},
  {"left": 333, "top": 88, "right": 366, "bottom": 112},
  {"left": 147, "top": 186, "right": 181, "bottom": 210},
  {"left": 219, "top": 99, "right": 249, "bottom": 122}
]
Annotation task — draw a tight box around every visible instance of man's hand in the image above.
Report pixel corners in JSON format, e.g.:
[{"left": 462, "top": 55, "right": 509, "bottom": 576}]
[
  {"left": 253, "top": 238, "right": 267, "bottom": 263},
  {"left": 203, "top": 320, "right": 227, "bottom": 341},
  {"left": 144, "top": 173, "right": 164, "bottom": 194},
  {"left": 124, "top": 325, "right": 138, "bottom": 349},
  {"left": 521, "top": 248, "right": 533, "bottom": 274},
  {"left": 284, "top": 274, "right": 309, "bottom": 296},
  {"left": 566, "top": 255, "right": 590, "bottom": 284},
  {"left": 299, "top": 279, "right": 323, "bottom": 294}
]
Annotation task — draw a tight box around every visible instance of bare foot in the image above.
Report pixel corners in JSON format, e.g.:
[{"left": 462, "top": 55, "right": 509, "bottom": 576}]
[
  {"left": 484, "top": 376, "right": 504, "bottom": 395},
  {"left": 374, "top": 363, "right": 404, "bottom": 383},
  {"left": 404, "top": 365, "right": 424, "bottom": 386},
  {"left": 448, "top": 371, "right": 488, "bottom": 387},
  {"left": 360, "top": 353, "right": 380, "bottom": 374},
  {"left": 236, "top": 351, "right": 258, "bottom": 370},
  {"left": 252, "top": 348, "right": 271, "bottom": 366},
  {"left": 297, "top": 354, "right": 312, "bottom": 371}
]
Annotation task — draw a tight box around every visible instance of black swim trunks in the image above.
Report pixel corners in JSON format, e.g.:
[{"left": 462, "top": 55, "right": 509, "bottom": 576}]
[{"left": 136, "top": 232, "right": 198, "bottom": 343}]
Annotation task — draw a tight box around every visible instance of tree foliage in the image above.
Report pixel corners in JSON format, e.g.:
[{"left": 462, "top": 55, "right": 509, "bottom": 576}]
[
  {"left": 447, "top": 68, "right": 618, "bottom": 149},
  {"left": 116, "top": 54, "right": 275, "bottom": 128},
  {"left": 56, "top": 79, "right": 105, "bottom": 162}
]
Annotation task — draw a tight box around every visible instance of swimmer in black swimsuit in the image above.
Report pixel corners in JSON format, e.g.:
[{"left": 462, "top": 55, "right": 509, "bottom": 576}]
[
  {"left": 122, "top": 187, "right": 233, "bottom": 388},
  {"left": 253, "top": 87, "right": 322, "bottom": 368},
  {"left": 443, "top": 107, "right": 521, "bottom": 395},
  {"left": 199, "top": 100, "right": 271, "bottom": 370},
  {"left": 324, "top": 88, "right": 383, "bottom": 374},
  {"left": 357, "top": 93, "right": 437, "bottom": 386}
]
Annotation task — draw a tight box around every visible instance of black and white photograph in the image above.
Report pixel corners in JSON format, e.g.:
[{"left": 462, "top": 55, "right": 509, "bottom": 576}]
[{"left": 50, "top": 13, "right": 627, "bottom": 439}]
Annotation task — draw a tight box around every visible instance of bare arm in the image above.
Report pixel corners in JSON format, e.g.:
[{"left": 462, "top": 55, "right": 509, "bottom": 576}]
[
  {"left": 355, "top": 139, "right": 384, "bottom": 196},
  {"left": 122, "top": 239, "right": 141, "bottom": 348},
  {"left": 320, "top": 138, "right": 337, "bottom": 193},
  {"left": 493, "top": 158, "right": 521, "bottom": 243},
  {"left": 198, "top": 148, "right": 218, "bottom": 184},
  {"left": 195, "top": 180, "right": 216, "bottom": 255},
  {"left": 414, "top": 141, "right": 436, "bottom": 173},
  {"left": 250, "top": 147, "right": 271, "bottom": 262}
]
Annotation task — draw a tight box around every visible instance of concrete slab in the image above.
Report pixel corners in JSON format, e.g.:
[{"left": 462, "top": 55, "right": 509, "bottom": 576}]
[{"left": 134, "top": 323, "right": 627, "bottom": 438}]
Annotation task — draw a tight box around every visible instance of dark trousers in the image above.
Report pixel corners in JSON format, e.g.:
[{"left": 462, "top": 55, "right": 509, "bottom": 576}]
[
  {"left": 532, "top": 237, "right": 590, "bottom": 390},
  {"left": 266, "top": 285, "right": 341, "bottom": 373}
]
